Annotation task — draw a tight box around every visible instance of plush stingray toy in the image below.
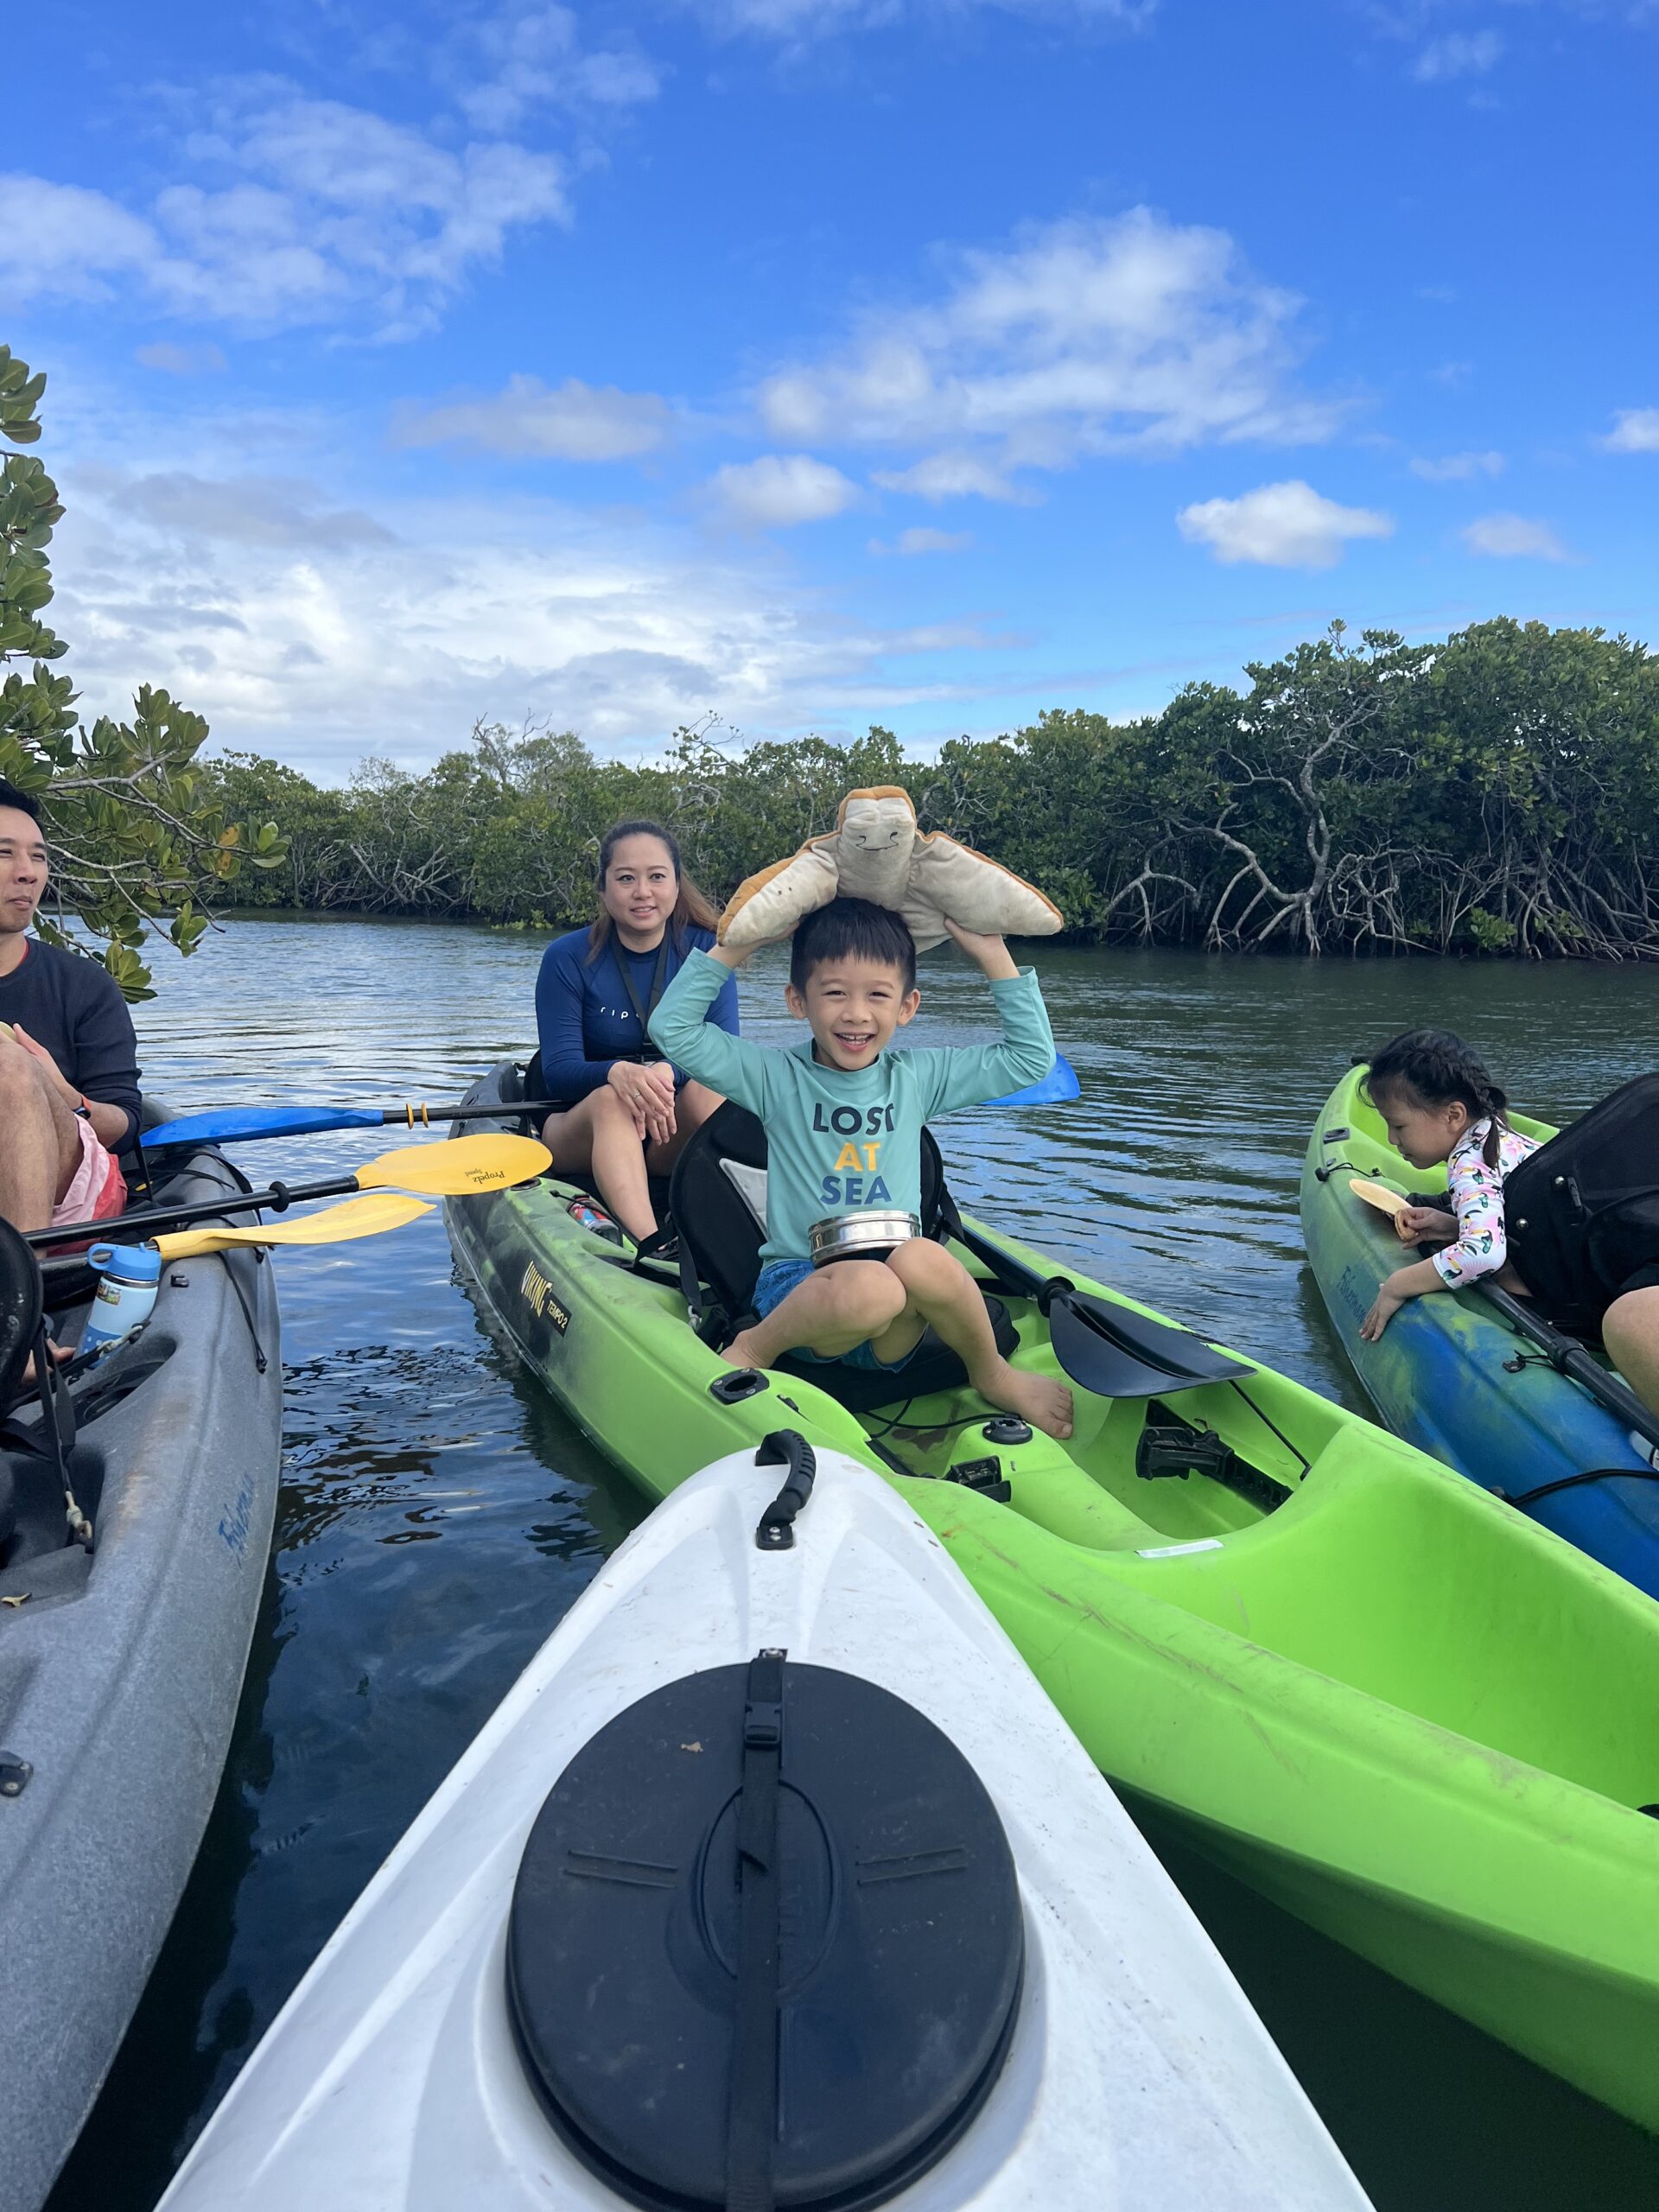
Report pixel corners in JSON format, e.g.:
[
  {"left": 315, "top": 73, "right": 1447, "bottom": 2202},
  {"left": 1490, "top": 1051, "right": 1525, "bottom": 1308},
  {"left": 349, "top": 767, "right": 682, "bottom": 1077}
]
[{"left": 718, "top": 787, "right": 1063, "bottom": 955}]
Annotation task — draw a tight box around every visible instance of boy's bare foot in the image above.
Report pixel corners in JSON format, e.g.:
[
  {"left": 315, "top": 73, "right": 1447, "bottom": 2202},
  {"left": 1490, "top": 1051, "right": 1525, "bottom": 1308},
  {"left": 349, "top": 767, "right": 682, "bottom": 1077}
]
[
  {"left": 975, "top": 1357, "right": 1073, "bottom": 1440},
  {"left": 721, "top": 1329, "right": 766, "bottom": 1371}
]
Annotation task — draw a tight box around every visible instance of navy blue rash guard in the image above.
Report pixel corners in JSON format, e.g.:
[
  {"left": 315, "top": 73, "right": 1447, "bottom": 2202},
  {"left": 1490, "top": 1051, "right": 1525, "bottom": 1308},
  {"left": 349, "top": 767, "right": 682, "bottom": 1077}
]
[
  {"left": 0, "top": 937, "right": 142, "bottom": 1149},
  {"left": 535, "top": 925, "right": 740, "bottom": 1105}
]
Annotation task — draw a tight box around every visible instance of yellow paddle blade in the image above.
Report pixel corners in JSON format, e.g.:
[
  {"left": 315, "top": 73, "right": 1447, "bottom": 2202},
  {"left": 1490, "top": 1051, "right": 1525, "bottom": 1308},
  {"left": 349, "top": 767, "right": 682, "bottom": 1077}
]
[
  {"left": 155, "top": 1193, "right": 434, "bottom": 1260},
  {"left": 1350, "top": 1175, "right": 1408, "bottom": 1217},
  {"left": 354, "top": 1132, "right": 550, "bottom": 1198}
]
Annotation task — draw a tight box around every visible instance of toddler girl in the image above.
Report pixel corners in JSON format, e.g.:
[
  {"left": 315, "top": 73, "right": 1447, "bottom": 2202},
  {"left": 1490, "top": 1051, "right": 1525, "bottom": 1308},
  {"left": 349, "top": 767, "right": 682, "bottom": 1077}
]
[{"left": 1357, "top": 1028, "right": 1539, "bottom": 1343}]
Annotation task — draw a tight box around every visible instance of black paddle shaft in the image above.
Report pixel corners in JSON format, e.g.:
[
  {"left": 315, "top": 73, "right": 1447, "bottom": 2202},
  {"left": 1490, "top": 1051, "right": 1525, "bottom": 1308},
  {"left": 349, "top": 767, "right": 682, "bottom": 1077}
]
[
  {"left": 29, "top": 1166, "right": 363, "bottom": 1254},
  {"left": 1478, "top": 1279, "right": 1659, "bottom": 1453}
]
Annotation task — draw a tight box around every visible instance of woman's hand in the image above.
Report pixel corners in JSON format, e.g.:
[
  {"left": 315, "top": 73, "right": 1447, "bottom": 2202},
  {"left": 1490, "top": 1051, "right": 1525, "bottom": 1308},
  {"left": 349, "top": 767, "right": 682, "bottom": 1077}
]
[
  {"left": 607, "top": 1059, "right": 677, "bottom": 1146},
  {"left": 1395, "top": 1205, "right": 1458, "bottom": 1246},
  {"left": 942, "top": 918, "right": 1017, "bottom": 978}
]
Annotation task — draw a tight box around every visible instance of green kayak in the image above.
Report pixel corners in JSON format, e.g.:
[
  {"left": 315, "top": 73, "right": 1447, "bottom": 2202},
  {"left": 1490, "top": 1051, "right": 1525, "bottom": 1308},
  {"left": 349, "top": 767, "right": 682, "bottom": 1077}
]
[{"left": 447, "top": 1062, "right": 1659, "bottom": 2131}]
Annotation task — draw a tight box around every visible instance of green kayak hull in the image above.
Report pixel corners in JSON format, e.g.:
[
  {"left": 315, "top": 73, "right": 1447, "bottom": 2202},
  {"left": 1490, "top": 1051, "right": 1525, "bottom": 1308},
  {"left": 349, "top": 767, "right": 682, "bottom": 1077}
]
[{"left": 447, "top": 1073, "right": 1659, "bottom": 2130}]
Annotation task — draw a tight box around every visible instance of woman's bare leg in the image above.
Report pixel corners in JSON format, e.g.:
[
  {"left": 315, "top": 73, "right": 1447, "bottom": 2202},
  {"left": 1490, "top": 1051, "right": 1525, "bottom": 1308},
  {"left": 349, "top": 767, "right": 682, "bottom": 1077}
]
[
  {"left": 1605, "top": 1286, "right": 1659, "bottom": 1422},
  {"left": 540, "top": 1090, "right": 657, "bottom": 1241},
  {"left": 643, "top": 1081, "right": 725, "bottom": 1179}
]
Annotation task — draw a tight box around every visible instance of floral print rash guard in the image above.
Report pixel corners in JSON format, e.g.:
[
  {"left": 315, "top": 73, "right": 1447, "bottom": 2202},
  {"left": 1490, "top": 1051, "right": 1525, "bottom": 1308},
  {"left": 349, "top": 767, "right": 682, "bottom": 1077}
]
[{"left": 1431, "top": 1117, "right": 1541, "bottom": 1287}]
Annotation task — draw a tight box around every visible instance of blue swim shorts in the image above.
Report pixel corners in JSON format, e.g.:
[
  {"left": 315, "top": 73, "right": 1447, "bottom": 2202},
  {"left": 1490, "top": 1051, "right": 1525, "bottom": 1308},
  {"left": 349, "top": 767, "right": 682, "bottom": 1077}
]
[{"left": 752, "top": 1257, "right": 921, "bottom": 1375}]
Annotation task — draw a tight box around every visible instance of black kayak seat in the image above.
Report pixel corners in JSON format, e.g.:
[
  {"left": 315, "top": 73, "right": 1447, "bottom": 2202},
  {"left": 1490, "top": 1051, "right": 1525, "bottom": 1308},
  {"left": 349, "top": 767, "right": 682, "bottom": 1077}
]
[
  {"left": 667, "top": 1103, "right": 1017, "bottom": 1413},
  {"left": 0, "top": 1218, "right": 41, "bottom": 1414},
  {"left": 1505, "top": 1073, "right": 1659, "bottom": 1338}
]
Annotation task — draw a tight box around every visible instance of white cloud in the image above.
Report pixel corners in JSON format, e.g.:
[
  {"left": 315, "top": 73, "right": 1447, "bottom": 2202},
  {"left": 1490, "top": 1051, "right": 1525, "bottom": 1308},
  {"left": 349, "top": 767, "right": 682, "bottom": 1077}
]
[
  {"left": 1605, "top": 408, "right": 1659, "bottom": 454},
  {"left": 1414, "top": 29, "right": 1503, "bottom": 81},
  {"left": 706, "top": 454, "right": 861, "bottom": 527},
  {"left": 461, "top": 3, "right": 661, "bottom": 130},
  {"left": 683, "top": 0, "right": 1150, "bottom": 37},
  {"left": 394, "top": 376, "right": 673, "bottom": 461},
  {"left": 1177, "top": 480, "right": 1394, "bottom": 569},
  {"left": 136, "top": 341, "right": 228, "bottom": 376},
  {"left": 756, "top": 209, "right": 1336, "bottom": 490},
  {"left": 873, "top": 451, "right": 1034, "bottom": 504},
  {"left": 48, "top": 443, "right": 1012, "bottom": 774},
  {"left": 1460, "top": 512, "right": 1570, "bottom": 560},
  {"left": 0, "top": 91, "right": 568, "bottom": 339},
  {"left": 1409, "top": 448, "right": 1504, "bottom": 481},
  {"left": 872, "top": 527, "right": 975, "bottom": 556}
]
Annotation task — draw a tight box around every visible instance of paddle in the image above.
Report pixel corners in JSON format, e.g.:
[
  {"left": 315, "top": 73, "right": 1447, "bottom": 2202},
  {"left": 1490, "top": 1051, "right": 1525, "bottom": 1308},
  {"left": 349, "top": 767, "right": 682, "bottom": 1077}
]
[
  {"left": 1350, "top": 1176, "right": 1408, "bottom": 1217},
  {"left": 1345, "top": 1171, "right": 1659, "bottom": 1459},
  {"left": 141, "top": 1054, "right": 1083, "bottom": 1152},
  {"left": 945, "top": 1212, "right": 1247, "bottom": 1399},
  {"left": 28, "top": 1133, "right": 550, "bottom": 1250},
  {"left": 153, "top": 1193, "right": 434, "bottom": 1262},
  {"left": 142, "top": 1098, "right": 566, "bottom": 1149},
  {"left": 986, "top": 1052, "right": 1080, "bottom": 1109}
]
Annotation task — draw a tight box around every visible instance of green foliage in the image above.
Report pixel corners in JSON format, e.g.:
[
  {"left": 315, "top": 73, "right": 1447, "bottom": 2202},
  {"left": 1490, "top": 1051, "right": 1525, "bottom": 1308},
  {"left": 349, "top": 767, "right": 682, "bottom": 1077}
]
[
  {"left": 200, "top": 618, "right": 1659, "bottom": 960},
  {"left": 0, "top": 343, "right": 287, "bottom": 998}
]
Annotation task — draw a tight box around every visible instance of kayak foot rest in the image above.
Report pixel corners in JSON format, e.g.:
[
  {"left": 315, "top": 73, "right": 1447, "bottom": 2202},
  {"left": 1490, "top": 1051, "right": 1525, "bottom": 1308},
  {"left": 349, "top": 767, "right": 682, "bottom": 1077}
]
[{"left": 505, "top": 1658, "right": 1024, "bottom": 2212}]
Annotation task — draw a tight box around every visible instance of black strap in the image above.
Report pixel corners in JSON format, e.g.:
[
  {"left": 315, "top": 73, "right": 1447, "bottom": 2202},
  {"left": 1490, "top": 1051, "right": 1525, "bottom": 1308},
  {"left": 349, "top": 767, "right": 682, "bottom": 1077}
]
[
  {"left": 29, "top": 1319, "right": 92, "bottom": 1548},
  {"left": 1501, "top": 1465, "right": 1659, "bottom": 1510},
  {"left": 728, "top": 1648, "right": 785, "bottom": 2212},
  {"left": 613, "top": 937, "right": 671, "bottom": 1060}
]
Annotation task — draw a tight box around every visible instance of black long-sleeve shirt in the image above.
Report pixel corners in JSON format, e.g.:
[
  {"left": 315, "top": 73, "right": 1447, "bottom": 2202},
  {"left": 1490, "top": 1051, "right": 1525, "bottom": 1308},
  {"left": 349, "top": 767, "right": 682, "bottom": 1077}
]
[{"left": 0, "top": 938, "right": 142, "bottom": 1150}]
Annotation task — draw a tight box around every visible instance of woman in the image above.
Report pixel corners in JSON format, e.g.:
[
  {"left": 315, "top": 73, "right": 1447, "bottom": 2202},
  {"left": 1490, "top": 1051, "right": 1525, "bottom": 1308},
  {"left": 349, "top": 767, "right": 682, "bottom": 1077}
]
[{"left": 535, "top": 821, "right": 737, "bottom": 1242}]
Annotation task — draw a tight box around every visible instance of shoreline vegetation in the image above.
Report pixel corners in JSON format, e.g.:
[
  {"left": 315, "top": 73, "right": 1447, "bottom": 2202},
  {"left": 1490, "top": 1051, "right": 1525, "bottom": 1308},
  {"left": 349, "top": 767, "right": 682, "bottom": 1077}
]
[{"left": 206, "top": 619, "right": 1659, "bottom": 962}]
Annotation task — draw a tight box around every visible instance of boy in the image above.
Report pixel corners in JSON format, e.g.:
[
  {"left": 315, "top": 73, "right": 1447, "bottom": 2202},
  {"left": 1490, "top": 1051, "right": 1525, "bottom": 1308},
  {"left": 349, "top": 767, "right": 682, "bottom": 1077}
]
[{"left": 648, "top": 895, "right": 1072, "bottom": 1440}]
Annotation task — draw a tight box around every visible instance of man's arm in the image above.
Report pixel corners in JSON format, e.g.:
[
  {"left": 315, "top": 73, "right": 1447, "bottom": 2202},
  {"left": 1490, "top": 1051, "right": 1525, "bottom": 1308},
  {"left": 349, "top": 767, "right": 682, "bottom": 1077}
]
[
  {"left": 647, "top": 948, "right": 772, "bottom": 1114},
  {"left": 14, "top": 962, "right": 141, "bottom": 1151}
]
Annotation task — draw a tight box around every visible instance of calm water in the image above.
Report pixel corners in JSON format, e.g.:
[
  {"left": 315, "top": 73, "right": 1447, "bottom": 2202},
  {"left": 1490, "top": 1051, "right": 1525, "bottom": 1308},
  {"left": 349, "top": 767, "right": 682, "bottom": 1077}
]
[{"left": 47, "top": 917, "right": 1659, "bottom": 2211}]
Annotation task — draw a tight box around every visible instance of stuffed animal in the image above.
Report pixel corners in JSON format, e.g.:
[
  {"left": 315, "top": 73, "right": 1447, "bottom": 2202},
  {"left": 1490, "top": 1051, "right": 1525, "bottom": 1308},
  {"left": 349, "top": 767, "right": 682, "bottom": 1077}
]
[{"left": 718, "top": 786, "right": 1063, "bottom": 955}]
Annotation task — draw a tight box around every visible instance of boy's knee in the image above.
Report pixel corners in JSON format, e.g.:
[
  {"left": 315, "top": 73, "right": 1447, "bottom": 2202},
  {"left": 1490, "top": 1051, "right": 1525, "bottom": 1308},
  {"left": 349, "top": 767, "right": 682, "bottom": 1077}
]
[
  {"left": 888, "top": 1238, "right": 965, "bottom": 1294},
  {"left": 825, "top": 1262, "right": 906, "bottom": 1327}
]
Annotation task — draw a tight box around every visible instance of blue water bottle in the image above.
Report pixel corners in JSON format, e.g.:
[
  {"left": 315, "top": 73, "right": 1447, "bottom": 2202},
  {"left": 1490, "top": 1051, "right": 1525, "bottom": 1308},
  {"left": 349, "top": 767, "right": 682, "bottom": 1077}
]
[{"left": 81, "top": 1243, "right": 163, "bottom": 1351}]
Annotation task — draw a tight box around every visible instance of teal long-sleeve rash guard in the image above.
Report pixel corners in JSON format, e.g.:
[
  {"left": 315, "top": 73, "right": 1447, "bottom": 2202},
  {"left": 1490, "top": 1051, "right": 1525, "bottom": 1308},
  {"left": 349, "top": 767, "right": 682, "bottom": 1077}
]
[{"left": 648, "top": 950, "right": 1055, "bottom": 1267}]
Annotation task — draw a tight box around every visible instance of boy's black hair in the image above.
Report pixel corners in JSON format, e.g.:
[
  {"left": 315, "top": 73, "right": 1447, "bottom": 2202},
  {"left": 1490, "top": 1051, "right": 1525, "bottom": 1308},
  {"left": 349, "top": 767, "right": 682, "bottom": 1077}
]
[
  {"left": 791, "top": 896, "right": 917, "bottom": 993},
  {"left": 0, "top": 779, "right": 43, "bottom": 827},
  {"left": 1363, "top": 1027, "right": 1511, "bottom": 1170}
]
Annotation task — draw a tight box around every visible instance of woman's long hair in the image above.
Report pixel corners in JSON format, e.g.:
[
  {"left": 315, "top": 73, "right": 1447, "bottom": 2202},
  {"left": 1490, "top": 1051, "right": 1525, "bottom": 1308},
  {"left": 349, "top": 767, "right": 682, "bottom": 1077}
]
[
  {"left": 1363, "top": 1027, "right": 1513, "bottom": 1169},
  {"left": 585, "top": 819, "right": 718, "bottom": 963}
]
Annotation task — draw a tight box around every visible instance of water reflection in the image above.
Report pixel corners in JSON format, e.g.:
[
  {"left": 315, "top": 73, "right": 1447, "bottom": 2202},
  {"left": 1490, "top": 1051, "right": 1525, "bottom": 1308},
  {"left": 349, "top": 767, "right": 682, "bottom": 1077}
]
[{"left": 43, "top": 918, "right": 1659, "bottom": 2210}]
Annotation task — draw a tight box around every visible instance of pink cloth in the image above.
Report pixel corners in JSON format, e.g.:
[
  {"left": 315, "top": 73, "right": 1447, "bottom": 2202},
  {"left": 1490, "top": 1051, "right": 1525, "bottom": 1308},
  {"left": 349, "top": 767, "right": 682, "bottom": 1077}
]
[{"left": 48, "top": 1115, "right": 128, "bottom": 1234}]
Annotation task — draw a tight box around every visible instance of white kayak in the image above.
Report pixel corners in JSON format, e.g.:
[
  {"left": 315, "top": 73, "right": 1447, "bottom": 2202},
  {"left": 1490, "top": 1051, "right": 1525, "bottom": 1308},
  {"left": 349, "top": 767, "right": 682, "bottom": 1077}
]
[{"left": 160, "top": 1436, "right": 1369, "bottom": 2212}]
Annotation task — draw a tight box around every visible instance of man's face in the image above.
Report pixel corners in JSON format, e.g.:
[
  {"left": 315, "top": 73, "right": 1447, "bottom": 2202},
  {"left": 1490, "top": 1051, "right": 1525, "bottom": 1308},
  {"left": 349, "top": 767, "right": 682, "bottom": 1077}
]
[{"left": 0, "top": 804, "right": 48, "bottom": 936}]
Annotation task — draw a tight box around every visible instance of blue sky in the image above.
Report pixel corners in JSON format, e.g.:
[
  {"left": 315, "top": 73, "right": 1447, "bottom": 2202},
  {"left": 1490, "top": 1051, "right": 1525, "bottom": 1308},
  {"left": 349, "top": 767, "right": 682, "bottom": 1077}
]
[{"left": 7, "top": 0, "right": 1657, "bottom": 778}]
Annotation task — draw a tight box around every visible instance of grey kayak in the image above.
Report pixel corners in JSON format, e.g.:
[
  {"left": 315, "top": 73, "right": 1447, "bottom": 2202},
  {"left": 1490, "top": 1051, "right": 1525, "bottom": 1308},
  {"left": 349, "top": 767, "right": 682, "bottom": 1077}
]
[{"left": 0, "top": 1131, "right": 283, "bottom": 2212}]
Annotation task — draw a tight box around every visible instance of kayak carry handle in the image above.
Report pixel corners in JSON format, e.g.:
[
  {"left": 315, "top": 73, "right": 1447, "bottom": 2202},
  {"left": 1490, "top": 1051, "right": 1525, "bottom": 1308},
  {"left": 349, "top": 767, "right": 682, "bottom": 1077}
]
[{"left": 755, "top": 1430, "right": 817, "bottom": 1550}]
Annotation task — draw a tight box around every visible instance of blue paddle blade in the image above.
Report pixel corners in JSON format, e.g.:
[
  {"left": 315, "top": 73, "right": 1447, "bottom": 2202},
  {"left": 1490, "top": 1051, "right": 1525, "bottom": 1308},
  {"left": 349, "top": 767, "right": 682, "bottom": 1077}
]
[
  {"left": 142, "top": 1104, "right": 384, "bottom": 1148},
  {"left": 987, "top": 1052, "right": 1080, "bottom": 1109}
]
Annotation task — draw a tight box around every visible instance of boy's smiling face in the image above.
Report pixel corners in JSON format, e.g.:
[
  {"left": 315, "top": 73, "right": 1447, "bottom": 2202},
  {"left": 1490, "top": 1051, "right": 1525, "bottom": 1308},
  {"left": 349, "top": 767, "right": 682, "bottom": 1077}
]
[{"left": 786, "top": 953, "right": 921, "bottom": 1071}]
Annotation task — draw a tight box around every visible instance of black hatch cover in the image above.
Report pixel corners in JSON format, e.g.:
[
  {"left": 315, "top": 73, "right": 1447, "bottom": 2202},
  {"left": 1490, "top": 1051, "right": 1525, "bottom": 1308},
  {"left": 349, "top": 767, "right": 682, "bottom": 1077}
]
[{"left": 506, "top": 1657, "right": 1024, "bottom": 2212}]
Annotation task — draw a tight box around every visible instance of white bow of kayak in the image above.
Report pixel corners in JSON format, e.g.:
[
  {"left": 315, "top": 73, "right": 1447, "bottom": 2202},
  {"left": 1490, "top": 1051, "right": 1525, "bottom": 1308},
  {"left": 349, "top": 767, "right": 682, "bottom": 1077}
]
[{"left": 157, "top": 1443, "right": 1367, "bottom": 2212}]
